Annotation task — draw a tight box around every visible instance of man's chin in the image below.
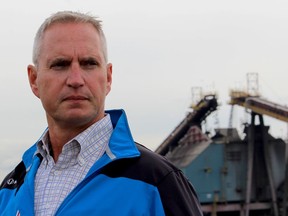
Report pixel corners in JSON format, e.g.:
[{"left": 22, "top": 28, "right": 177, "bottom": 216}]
[{"left": 58, "top": 113, "right": 100, "bottom": 127}]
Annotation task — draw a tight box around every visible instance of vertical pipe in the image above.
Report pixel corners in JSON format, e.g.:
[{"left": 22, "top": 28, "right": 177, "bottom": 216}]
[
  {"left": 245, "top": 113, "right": 255, "bottom": 216},
  {"left": 260, "top": 115, "right": 279, "bottom": 216},
  {"left": 283, "top": 142, "right": 288, "bottom": 216}
]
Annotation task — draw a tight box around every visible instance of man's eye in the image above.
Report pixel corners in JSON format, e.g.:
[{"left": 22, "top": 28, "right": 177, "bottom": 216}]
[
  {"left": 50, "top": 60, "right": 71, "bottom": 70},
  {"left": 80, "top": 59, "right": 99, "bottom": 68}
]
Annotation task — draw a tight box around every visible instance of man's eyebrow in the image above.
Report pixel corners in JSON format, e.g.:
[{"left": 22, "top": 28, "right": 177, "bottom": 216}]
[
  {"left": 79, "top": 56, "right": 101, "bottom": 61},
  {"left": 79, "top": 56, "right": 95, "bottom": 61},
  {"left": 79, "top": 56, "right": 103, "bottom": 65},
  {"left": 48, "top": 57, "right": 71, "bottom": 65},
  {"left": 51, "top": 57, "right": 71, "bottom": 62}
]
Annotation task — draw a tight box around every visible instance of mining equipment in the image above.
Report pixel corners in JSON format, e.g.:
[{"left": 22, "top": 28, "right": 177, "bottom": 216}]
[{"left": 155, "top": 88, "right": 288, "bottom": 216}]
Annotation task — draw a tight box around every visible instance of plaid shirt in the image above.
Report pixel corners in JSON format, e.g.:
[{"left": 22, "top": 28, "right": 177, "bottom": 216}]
[{"left": 34, "top": 115, "right": 113, "bottom": 216}]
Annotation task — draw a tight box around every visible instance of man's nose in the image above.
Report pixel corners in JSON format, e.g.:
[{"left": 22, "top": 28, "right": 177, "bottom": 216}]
[{"left": 66, "top": 63, "right": 85, "bottom": 88}]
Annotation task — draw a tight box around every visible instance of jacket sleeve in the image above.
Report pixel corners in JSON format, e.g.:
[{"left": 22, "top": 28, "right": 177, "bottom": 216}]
[{"left": 157, "top": 169, "right": 203, "bottom": 216}]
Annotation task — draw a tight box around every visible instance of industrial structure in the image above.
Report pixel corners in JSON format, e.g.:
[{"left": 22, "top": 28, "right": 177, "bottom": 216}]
[{"left": 155, "top": 74, "right": 288, "bottom": 216}]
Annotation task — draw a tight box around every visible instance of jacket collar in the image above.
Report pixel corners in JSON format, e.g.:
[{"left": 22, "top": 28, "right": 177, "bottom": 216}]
[{"left": 21, "top": 109, "right": 140, "bottom": 168}]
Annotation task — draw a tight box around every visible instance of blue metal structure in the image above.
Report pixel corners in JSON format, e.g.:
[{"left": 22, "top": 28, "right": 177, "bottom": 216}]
[{"left": 156, "top": 93, "right": 288, "bottom": 216}]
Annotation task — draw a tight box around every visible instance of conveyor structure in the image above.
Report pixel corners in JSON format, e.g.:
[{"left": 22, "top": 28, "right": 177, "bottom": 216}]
[
  {"left": 229, "top": 90, "right": 288, "bottom": 123},
  {"left": 155, "top": 94, "right": 218, "bottom": 156},
  {"left": 228, "top": 90, "right": 288, "bottom": 216},
  {"left": 156, "top": 90, "right": 288, "bottom": 216}
]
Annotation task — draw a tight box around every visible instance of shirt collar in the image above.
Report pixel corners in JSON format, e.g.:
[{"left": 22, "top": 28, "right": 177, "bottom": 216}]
[
  {"left": 36, "top": 131, "right": 53, "bottom": 164},
  {"left": 36, "top": 114, "right": 113, "bottom": 167}
]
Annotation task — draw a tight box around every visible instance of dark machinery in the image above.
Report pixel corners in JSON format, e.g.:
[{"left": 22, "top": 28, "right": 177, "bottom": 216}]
[
  {"left": 155, "top": 94, "right": 218, "bottom": 156},
  {"left": 156, "top": 90, "right": 288, "bottom": 216}
]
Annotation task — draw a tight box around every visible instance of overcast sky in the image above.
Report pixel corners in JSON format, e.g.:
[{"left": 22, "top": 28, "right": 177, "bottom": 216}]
[{"left": 1, "top": 0, "right": 288, "bottom": 180}]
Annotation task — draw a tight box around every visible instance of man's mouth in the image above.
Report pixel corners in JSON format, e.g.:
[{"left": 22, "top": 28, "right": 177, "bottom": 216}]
[{"left": 63, "top": 95, "right": 88, "bottom": 101}]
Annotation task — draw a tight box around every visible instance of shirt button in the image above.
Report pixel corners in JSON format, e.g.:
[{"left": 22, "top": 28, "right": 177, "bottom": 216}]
[
  {"left": 78, "top": 157, "right": 85, "bottom": 166},
  {"left": 53, "top": 170, "right": 61, "bottom": 176}
]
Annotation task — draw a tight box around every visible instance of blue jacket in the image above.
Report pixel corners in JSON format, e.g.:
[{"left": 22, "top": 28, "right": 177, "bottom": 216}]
[{"left": 0, "top": 109, "right": 203, "bottom": 216}]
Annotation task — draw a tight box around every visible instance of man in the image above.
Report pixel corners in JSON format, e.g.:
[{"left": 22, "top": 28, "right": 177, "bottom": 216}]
[{"left": 0, "top": 11, "right": 203, "bottom": 216}]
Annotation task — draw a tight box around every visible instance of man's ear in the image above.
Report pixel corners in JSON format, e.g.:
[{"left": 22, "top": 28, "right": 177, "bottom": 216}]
[
  {"left": 106, "top": 63, "right": 113, "bottom": 95},
  {"left": 27, "top": 65, "right": 40, "bottom": 98}
]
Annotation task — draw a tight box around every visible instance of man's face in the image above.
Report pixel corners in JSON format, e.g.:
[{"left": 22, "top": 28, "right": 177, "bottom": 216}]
[{"left": 28, "top": 22, "right": 112, "bottom": 129}]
